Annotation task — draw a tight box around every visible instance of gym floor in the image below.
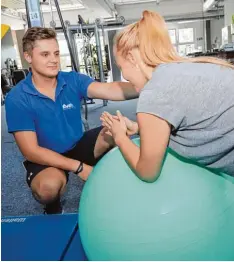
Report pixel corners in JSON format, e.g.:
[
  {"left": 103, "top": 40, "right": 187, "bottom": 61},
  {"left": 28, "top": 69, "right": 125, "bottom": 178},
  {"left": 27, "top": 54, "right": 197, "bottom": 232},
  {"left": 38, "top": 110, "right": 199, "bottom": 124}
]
[{"left": 1, "top": 98, "right": 138, "bottom": 216}]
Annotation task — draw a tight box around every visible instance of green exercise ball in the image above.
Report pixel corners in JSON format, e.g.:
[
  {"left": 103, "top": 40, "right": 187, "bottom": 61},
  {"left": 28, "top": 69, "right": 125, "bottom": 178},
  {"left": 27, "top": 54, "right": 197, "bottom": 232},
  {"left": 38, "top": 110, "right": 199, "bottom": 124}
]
[{"left": 79, "top": 138, "right": 234, "bottom": 261}]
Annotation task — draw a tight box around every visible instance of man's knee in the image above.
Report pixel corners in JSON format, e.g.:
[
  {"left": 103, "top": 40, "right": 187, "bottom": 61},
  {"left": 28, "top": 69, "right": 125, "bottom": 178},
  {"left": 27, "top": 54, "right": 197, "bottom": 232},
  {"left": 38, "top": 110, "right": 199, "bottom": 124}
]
[
  {"left": 32, "top": 181, "right": 60, "bottom": 204},
  {"left": 31, "top": 172, "right": 66, "bottom": 204}
]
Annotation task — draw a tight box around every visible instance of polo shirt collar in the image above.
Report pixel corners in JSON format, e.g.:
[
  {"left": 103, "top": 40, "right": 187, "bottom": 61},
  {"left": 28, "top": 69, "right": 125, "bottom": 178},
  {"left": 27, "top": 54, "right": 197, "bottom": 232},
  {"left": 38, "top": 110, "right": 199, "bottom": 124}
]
[{"left": 22, "top": 71, "right": 67, "bottom": 97}]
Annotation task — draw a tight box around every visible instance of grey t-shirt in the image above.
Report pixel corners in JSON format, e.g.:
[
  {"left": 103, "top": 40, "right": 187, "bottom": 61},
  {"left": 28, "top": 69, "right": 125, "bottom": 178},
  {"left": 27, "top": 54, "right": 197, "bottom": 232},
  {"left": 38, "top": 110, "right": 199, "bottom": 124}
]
[{"left": 137, "top": 62, "right": 234, "bottom": 176}]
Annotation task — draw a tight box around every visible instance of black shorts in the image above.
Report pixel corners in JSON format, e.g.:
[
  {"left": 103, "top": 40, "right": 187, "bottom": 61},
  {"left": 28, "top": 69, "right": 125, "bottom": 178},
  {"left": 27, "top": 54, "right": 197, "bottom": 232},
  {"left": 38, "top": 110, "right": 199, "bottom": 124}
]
[{"left": 24, "top": 126, "right": 105, "bottom": 187}]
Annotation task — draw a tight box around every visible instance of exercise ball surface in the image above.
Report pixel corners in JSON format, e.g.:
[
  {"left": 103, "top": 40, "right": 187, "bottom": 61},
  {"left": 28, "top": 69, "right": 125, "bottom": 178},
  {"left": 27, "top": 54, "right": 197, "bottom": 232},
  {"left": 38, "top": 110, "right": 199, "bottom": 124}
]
[{"left": 79, "top": 138, "right": 234, "bottom": 261}]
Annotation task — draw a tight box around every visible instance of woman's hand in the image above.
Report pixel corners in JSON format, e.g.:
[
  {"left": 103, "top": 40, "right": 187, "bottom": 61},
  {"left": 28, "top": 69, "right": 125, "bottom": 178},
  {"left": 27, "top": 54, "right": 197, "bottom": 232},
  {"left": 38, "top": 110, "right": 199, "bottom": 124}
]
[
  {"left": 101, "top": 111, "right": 139, "bottom": 136},
  {"left": 113, "top": 115, "right": 138, "bottom": 136},
  {"left": 100, "top": 111, "right": 128, "bottom": 144}
]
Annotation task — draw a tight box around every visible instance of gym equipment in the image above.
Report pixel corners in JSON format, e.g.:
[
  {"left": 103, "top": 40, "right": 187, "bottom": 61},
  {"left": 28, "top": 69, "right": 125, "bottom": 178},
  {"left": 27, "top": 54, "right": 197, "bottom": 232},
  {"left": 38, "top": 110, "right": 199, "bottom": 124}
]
[
  {"left": 79, "top": 138, "right": 234, "bottom": 261},
  {"left": 1, "top": 74, "right": 12, "bottom": 105},
  {"left": 1, "top": 58, "right": 19, "bottom": 104},
  {"left": 55, "top": 14, "right": 125, "bottom": 108},
  {"left": 2, "top": 58, "right": 18, "bottom": 86},
  {"left": 25, "top": 0, "right": 44, "bottom": 27},
  {"left": 65, "top": 17, "right": 124, "bottom": 83},
  {"left": 1, "top": 66, "right": 30, "bottom": 105},
  {"left": 1, "top": 214, "right": 86, "bottom": 261},
  {"left": 1, "top": 74, "right": 12, "bottom": 94},
  {"left": 12, "top": 69, "right": 29, "bottom": 85},
  {"left": 65, "top": 20, "right": 109, "bottom": 107}
]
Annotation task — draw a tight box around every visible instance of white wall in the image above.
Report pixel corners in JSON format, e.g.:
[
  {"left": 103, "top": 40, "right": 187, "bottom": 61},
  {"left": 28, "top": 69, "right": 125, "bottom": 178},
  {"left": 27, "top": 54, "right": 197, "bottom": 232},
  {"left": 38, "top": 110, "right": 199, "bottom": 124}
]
[
  {"left": 1, "top": 14, "right": 26, "bottom": 30},
  {"left": 167, "top": 20, "right": 206, "bottom": 52},
  {"left": 42, "top": 8, "right": 111, "bottom": 28},
  {"left": 224, "top": 0, "right": 234, "bottom": 26},
  {"left": 15, "top": 30, "right": 29, "bottom": 69},
  {"left": 166, "top": 18, "right": 225, "bottom": 52},
  {"left": 210, "top": 18, "right": 224, "bottom": 48},
  {"left": 116, "top": 0, "right": 204, "bottom": 20}
]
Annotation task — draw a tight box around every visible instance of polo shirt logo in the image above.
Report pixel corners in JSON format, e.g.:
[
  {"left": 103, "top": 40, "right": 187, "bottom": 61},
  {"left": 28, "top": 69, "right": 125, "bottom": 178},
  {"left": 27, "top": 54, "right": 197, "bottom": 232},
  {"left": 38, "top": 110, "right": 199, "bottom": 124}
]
[{"left": 62, "top": 103, "right": 75, "bottom": 110}]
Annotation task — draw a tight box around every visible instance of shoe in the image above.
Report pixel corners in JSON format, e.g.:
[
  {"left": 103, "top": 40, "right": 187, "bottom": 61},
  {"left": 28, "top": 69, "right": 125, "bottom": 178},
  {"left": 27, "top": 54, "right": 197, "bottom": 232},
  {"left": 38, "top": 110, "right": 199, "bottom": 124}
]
[{"left": 43, "top": 198, "right": 63, "bottom": 215}]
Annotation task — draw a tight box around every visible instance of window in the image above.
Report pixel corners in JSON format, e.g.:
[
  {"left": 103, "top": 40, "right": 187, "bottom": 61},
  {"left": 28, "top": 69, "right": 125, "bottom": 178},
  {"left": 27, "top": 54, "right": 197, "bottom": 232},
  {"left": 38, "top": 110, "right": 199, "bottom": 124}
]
[
  {"left": 58, "top": 39, "right": 70, "bottom": 56},
  {"left": 178, "top": 44, "right": 195, "bottom": 57},
  {"left": 169, "top": 29, "right": 176, "bottom": 44},
  {"left": 179, "top": 28, "right": 194, "bottom": 43},
  {"left": 13, "top": 44, "right": 22, "bottom": 69},
  {"left": 186, "top": 44, "right": 195, "bottom": 54},
  {"left": 57, "top": 33, "right": 72, "bottom": 72}
]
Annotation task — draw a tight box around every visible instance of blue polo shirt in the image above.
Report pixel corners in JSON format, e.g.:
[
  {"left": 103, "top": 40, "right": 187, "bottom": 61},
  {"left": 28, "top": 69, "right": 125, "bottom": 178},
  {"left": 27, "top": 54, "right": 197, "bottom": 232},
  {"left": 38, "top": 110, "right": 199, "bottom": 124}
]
[{"left": 5, "top": 71, "right": 94, "bottom": 153}]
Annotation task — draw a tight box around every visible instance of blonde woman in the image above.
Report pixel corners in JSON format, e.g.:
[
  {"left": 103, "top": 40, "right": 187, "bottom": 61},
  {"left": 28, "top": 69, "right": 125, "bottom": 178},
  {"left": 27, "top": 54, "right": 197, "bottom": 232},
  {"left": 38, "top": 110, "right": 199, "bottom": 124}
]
[{"left": 100, "top": 10, "right": 234, "bottom": 181}]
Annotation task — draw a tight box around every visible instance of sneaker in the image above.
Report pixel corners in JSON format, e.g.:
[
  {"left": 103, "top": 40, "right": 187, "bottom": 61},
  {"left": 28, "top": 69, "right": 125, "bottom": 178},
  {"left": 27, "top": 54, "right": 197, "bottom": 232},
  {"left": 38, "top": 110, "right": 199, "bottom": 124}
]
[{"left": 43, "top": 198, "right": 63, "bottom": 215}]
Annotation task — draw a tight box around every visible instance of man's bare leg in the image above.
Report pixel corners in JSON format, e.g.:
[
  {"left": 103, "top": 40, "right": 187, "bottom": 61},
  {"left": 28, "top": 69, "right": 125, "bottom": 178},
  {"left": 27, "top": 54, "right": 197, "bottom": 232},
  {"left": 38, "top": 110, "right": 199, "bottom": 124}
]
[
  {"left": 94, "top": 127, "right": 115, "bottom": 159},
  {"left": 30, "top": 167, "right": 67, "bottom": 205}
]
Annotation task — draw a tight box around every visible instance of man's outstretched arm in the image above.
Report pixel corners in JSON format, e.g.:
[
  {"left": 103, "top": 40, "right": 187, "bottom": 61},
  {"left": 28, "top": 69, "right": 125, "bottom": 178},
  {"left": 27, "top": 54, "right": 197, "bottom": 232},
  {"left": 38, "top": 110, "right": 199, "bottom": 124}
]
[{"left": 87, "top": 81, "right": 138, "bottom": 101}]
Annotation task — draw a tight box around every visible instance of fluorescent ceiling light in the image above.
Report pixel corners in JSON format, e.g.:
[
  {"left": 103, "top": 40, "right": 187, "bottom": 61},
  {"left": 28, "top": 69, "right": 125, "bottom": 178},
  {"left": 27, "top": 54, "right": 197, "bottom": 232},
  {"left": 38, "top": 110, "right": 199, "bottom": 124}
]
[
  {"left": 112, "top": 0, "right": 159, "bottom": 5},
  {"left": 178, "top": 20, "right": 200, "bottom": 24},
  {"left": 203, "top": 0, "right": 215, "bottom": 11},
  {"left": 17, "top": 3, "right": 84, "bottom": 13}
]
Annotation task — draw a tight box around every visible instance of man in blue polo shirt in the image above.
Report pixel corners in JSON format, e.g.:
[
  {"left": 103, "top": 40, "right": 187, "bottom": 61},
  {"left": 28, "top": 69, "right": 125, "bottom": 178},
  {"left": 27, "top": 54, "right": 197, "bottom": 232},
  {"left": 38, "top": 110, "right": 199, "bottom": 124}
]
[{"left": 5, "top": 27, "right": 138, "bottom": 214}]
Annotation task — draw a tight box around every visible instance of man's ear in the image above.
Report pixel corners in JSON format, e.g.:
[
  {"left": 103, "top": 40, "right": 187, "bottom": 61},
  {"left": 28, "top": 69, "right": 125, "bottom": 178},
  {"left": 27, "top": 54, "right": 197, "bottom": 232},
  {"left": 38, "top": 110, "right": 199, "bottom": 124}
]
[{"left": 24, "top": 52, "right": 32, "bottom": 64}]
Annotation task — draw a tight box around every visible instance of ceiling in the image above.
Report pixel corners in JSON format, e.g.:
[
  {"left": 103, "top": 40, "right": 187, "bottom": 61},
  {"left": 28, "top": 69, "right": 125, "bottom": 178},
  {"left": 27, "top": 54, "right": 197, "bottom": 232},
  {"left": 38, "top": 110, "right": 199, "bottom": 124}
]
[
  {"left": 1, "top": 0, "right": 223, "bottom": 14},
  {"left": 1, "top": 0, "right": 199, "bottom": 10},
  {"left": 1, "top": 0, "right": 84, "bottom": 11},
  {"left": 1, "top": 0, "right": 224, "bottom": 29},
  {"left": 1, "top": 0, "right": 25, "bottom": 9}
]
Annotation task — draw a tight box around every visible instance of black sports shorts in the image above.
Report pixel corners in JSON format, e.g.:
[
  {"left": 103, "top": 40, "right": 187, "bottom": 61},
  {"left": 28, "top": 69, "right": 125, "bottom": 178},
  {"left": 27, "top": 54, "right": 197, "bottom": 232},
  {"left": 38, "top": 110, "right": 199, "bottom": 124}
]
[{"left": 23, "top": 127, "right": 105, "bottom": 187}]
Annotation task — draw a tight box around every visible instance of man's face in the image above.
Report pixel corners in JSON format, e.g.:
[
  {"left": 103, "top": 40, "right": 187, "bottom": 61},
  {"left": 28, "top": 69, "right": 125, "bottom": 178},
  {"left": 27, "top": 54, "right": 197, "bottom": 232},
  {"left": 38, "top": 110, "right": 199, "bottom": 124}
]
[{"left": 24, "top": 39, "right": 60, "bottom": 78}]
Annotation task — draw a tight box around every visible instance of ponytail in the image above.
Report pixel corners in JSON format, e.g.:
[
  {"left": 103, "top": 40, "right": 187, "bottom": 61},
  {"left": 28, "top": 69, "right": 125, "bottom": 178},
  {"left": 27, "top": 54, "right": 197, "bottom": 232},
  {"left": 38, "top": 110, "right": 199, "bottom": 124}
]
[{"left": 115, "top": 10, "right": 234, "bottom": 70}]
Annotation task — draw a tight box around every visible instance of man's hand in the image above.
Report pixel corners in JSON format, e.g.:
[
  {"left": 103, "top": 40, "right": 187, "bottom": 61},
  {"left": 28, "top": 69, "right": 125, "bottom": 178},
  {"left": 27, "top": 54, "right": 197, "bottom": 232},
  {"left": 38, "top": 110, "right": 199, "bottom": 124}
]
[{"left": 100, "top": 111, "right": 139, "bottom": 136}]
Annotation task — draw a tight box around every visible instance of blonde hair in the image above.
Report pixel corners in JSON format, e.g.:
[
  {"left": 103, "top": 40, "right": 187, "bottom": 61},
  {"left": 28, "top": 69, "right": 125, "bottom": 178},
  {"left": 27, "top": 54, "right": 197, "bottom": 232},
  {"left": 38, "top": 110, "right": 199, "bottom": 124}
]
[{"left": 115, "top": 10, "right": 234, "bottom": 69}]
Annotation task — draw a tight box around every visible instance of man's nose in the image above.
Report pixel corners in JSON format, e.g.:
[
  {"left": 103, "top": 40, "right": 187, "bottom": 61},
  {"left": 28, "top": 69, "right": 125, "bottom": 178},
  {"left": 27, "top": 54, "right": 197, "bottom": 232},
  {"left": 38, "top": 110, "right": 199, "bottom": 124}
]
[{"left": 50, "top": 55, "right": 58, "bottom": 63}]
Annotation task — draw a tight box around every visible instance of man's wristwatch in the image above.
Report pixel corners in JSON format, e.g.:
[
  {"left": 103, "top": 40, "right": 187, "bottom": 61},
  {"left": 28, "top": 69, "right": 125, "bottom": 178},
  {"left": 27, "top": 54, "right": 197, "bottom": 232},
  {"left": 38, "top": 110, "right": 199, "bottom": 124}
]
[{"left": 74, "top": 162, "right": 83, "bottom": 174}]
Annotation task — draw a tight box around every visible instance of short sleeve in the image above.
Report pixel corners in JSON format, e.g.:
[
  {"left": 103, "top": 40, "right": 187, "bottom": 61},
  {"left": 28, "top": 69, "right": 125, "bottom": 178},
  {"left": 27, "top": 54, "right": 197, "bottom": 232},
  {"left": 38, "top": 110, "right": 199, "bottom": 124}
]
[
  {"left": 5, "top": 96, "right": 35, "bottom": 133},
  {"left": 137, "top": 67, "right": 188, "bottom": 130},
  {"left": 74, "top": 72, "right": 94, "bottom": 99}
]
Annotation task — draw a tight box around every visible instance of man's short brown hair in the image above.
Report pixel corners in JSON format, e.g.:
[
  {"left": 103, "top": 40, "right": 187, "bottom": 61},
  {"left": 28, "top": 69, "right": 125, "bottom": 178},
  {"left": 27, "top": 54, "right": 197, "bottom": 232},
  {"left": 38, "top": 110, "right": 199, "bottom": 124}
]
[{"left": 23, "top": 27, "right": 57, "bottom": 53}]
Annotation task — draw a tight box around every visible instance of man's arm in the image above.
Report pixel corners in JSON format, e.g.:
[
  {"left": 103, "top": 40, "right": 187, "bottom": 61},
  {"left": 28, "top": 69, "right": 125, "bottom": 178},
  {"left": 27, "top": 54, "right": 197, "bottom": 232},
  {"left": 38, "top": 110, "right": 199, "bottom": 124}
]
[
  {"left": 14, "top": 131, "right": 92, "bottom": 177},
  {"left": 87, "top": 81, "right": 139, "bottom": 101}
]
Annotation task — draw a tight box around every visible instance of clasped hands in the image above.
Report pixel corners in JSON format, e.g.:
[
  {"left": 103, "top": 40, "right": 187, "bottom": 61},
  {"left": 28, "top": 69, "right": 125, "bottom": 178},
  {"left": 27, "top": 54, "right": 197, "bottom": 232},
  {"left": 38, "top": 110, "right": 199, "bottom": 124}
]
[{"left": 100, "top": 110, "right": 138, "bottom": 145}]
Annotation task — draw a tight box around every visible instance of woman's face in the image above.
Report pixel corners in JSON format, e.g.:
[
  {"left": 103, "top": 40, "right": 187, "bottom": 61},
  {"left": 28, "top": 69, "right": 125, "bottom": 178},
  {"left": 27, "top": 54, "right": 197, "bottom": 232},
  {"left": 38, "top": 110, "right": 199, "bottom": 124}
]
[{"left": 114, "top": 48, "right": 148, "bottom": 92}]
